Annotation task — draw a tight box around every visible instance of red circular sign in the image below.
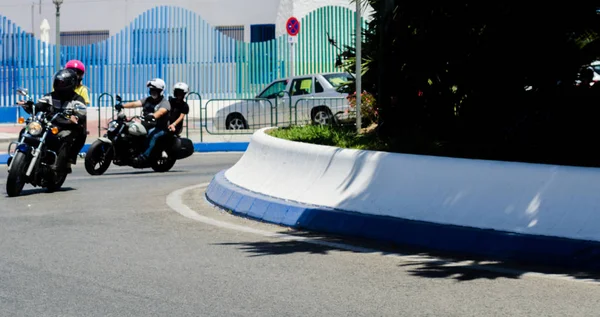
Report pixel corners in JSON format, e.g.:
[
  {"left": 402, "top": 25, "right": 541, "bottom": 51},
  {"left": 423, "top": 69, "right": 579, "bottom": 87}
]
[{"left": 286, "top": 17, "right": 300, "bottom": 36}]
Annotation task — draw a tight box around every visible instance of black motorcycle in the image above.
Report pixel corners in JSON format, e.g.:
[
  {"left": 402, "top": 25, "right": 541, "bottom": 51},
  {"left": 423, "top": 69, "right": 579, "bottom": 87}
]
[
  {"left": 6, "top": 88, "right": 81, "bottom": 197},
  {"left": 84, "top": 95, "right": 194, "bottom": 175}
]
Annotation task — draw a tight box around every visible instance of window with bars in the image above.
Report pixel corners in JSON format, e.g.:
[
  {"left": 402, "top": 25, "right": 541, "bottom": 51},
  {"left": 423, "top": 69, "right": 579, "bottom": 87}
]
[
  {"left": 59, "top": 31, "right": 110, "bottom": 65},
  {"left": 214, "top": 25, "right": 244, "bottom": 63},
  {"left": 216, "top": 25, "right": 244, "bottom": 41},
  {"left": 60, "top": 30, "right": 109, "bottom": 46}
]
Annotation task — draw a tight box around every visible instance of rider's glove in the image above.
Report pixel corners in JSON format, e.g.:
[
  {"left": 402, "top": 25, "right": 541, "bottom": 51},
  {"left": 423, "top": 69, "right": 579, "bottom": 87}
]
[
  {"left": 114, "top": 104, "right": 123, "bottom": 111},
  {"left": 144, "top": 114, "right": 156, "bottom": 122}
]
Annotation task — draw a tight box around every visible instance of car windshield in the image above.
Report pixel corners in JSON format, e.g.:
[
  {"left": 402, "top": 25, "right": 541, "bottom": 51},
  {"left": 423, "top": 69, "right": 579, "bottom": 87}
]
[
  {"left": 258, "top": 80, "right": 288, "bottom": 99},
  {"left": 323, "top": 73, "right": 353, "bottom": 87}
]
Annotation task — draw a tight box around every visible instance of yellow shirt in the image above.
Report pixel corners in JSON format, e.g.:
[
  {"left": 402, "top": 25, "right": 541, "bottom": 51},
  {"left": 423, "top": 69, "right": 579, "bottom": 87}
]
[{"left": 74, "top": 85, "right": 90, "bottom": 105}]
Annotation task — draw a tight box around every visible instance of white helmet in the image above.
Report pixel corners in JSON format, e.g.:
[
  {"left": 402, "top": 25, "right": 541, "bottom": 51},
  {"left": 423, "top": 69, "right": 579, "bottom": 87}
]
[
  {"left": 147, "top": 78, "right": 166, "bottom": 95},
  {"left": 173, "top": 82, "right": 189, "bottom": 96}
]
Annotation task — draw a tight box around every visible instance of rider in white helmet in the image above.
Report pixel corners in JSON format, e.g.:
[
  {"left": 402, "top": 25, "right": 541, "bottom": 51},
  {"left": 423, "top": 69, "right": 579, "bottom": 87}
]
[
  {"left": 117, "top": 78, "right": 171, "bottom": 165},
  {"left": 168, "top": 82, "right": 190, "bottom": 135}
]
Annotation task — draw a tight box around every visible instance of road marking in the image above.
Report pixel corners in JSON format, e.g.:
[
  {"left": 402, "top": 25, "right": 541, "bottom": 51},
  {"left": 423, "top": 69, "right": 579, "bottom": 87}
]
[{"left": 167, "top": 183, "right": 600, "bottom": 285}]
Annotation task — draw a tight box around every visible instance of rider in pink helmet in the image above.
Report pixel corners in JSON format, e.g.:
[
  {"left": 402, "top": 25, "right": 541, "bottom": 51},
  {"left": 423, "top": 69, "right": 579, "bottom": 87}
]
[
  {"left": 64, "top": 59, "right": 90, "bottom": 165},
  {"left": 65, "top": 59, "right": 90, "bottom": 106},
  {"left": 65, "top": 59, "right": 85, "bottom": 75}
]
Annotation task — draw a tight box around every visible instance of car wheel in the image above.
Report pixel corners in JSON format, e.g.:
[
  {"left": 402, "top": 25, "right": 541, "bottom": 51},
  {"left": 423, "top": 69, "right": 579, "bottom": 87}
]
[
  {"left": 311, "top": 107, "right": 333, "bottom": 126},
  {"left": 226, "top": 113, "right": 248, "bottom": 130}
]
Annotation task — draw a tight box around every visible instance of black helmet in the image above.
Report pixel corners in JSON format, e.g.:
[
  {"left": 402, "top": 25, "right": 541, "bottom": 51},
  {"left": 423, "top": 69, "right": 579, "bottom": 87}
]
[{"left": 53, "top": 69, "right": 78, "bottom": 94}]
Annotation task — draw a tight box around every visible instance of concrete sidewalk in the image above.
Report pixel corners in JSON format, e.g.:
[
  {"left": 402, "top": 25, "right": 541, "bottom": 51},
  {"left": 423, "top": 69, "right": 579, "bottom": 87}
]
[{"left": 0, "top": 124, "right": 24, "bottom": 151}]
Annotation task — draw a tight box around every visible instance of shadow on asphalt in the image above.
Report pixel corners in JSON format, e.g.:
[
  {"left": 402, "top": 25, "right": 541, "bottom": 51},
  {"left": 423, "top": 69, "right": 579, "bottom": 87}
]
[
  {"left": 213, "top": 230, "right": 600, "bottom": 283},
  {"left": 3, "top": 186, "right": 76, "bottom": 198},
  {"left": 102, "top": 169, "right": 188, "bottom": 176}
]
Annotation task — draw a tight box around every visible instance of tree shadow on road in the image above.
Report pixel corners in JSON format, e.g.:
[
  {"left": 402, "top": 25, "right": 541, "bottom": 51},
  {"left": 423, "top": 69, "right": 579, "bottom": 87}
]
[
  {"left": 216, "top": 240, "right": 332, "bottom": 257},
  {"left": 398, "top": 260, "right": 523, "bottom": 281},
  {"left": 104, "top": 170, "right": 187, "bottom": 176},
  {"left": 214, "top": 230, "right": 376, "bottom": 257},
  {"left": 397, "top": 258, "right": 600, "bottom": 283},
  {"left": 213, "top": 229, "right": 600, "bottom": 283}
]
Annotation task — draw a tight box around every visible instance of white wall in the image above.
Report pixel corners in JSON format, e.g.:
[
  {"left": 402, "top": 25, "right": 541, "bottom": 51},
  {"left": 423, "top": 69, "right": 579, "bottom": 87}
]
[
  {"left": 0, "top": 0, "right": 366, "bottom": 43},
  {"left": 0, "top": 0, "right": 278, "bottom": 43},
  {"left": 225, "top": 128, "right": 600, "bottom": 243}
]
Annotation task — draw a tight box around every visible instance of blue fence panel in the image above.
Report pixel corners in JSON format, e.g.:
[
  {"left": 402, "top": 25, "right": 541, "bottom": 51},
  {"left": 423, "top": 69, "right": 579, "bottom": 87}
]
[
  {"left": 0, "top": 5, "right": 366, "bottom": 105},
  {"left": 0, "top": 106, "right": 17, "bottom": 123}
]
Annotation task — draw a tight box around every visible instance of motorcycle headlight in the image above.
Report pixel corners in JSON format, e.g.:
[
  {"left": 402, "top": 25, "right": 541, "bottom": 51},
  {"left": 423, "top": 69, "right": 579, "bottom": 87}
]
[
  {"left": 27, "top": 121, "right": 43, "bottom": 136},
  {"left": 107, "top": 121, "right": 119, "bottom": 132}
]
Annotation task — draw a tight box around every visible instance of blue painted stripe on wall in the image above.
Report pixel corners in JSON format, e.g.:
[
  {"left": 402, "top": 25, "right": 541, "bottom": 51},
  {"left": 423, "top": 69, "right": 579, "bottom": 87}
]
[
  {"left": 206, "top": 170, "right": 600, "bottom": 271},
  {"left": 0, "top": 106, "right": 16, "bottom": 122},
  {"left": 193, "top": 142, "right": 248, "bottom": 152},
  {"left": 0, "top": 142, "right": 248, "bottom": 165}
]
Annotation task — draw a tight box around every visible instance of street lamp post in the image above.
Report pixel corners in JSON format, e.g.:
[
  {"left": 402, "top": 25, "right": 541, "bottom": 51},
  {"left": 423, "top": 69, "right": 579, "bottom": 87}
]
[
  {"left": 355, "top": 1, "right": 362, "bottom": 132},
  {"left": 53, "top": 0, "right": 63, "bottom": 72}
]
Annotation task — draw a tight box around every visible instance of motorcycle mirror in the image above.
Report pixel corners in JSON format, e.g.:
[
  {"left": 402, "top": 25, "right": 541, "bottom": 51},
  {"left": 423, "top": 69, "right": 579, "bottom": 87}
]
[
  {"left": 115, "top": 95, "right": 122, "bottom": 102},
  {"left": 16, "top": 88, "right": 28, "bottom": 97}
]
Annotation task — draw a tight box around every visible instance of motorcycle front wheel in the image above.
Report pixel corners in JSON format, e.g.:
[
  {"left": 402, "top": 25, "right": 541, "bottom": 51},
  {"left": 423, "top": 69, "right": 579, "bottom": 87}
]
[
  {"left": 84, "top": 140, "right": 114, "bottom": 176},
  {"left": 6, "top": 152, "right": 30, "bottom": 197}
]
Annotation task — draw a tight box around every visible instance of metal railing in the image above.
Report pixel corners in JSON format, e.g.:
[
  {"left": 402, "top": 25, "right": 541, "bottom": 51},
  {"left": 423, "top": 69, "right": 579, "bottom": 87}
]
[
  {"left": 292, "top": 97, "right": 352, "bottom": 126},
  {"left": 275, "top": 91, "right": 292, "bottom": 126},
  {"left": 92, "top": 93, "right": 351, "bottom": 141},
  {"left": 185, "top": 92, "right": 202, "bottom": 141},
  {"left": 97, "top": 93, "right": 114, "bottom": 137},
  {"left": 203, "top": 98, "right": 274, "bottom": 135}
]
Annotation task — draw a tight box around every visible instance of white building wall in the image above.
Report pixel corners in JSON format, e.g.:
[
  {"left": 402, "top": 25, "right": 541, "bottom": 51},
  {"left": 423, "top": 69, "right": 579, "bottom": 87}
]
[{"left": 0, "top": 0, "right": 369, "bottom": 43}]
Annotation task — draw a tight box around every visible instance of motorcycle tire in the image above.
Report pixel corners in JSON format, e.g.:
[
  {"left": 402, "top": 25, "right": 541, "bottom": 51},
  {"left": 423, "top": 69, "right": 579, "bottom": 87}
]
[
  {"left": 84, "top": 140, "right": 114, "bottom": 176},
  {"left": 6, "top": 152, "right": 30, "bottom": 197},
  {"left": 46, "top": 172, "right": 67, "bottom": 193},
  {"left": 151, "top": 155, "right": 176, "bottom": 173}
]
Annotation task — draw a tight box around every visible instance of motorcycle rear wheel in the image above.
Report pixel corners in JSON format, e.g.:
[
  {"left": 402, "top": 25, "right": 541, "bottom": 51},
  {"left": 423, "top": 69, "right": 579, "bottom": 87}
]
[
  {"left": 46, "top": 172, "right": 67, "bottom": 193},
  {"left": 151, "top": 154, "right": 176, "bottom": 173}
]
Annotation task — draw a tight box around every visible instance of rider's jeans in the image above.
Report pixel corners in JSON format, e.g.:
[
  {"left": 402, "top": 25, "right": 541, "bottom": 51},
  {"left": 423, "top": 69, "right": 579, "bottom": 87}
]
[{"left": 142, "top": 128, "right": 167, "bottom": 158}]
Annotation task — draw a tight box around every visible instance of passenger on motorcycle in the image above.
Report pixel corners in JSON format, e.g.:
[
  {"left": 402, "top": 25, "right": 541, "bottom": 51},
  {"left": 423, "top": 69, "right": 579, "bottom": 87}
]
[
  {"left": 22, "top": 69, "right": 87, "bottom": 172},
  {"left": 168, "top": 82, "right": 190, "bottom": 136},
  {"left": 65, "top": 59, "right": 91, "bottom": 106},
  {"left": 116, "top": 78, "right": 171, "bottom": 166},
  {"left": 65, "top": 59, "right": 90, "bottom": 157}
]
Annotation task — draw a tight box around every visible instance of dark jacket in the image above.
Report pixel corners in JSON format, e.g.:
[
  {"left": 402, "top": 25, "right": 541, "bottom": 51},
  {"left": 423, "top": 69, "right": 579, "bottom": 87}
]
[{"left": 33, "top": 92, "right": 87, "bottom": 130}]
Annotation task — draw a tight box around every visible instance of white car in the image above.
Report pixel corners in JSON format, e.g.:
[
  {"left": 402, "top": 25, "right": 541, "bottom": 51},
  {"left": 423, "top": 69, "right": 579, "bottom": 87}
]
[
  {"left": 590, "top": 60, "right": 600, "bottom": 83},
  {"left": 212, "top": 72, "right": 354, "bottom": 130}
]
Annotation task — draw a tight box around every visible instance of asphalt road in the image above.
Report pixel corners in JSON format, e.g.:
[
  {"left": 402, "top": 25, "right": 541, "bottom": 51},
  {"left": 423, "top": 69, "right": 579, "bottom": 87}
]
[{"left": 1, "top": 153, "right": 600, "bottom": 317}]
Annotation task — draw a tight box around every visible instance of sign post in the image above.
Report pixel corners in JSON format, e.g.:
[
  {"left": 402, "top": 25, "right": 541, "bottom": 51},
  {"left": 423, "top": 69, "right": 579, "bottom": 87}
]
[
  {"left": 355, "top": 1, "right": 362, "bottom": 132},
  {"left": 286, "top": 17, "right": 300, "bottom": 77}
]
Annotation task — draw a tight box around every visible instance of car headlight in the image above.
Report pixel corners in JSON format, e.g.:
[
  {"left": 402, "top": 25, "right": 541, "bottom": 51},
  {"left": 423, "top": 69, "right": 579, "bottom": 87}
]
[
  {"left": 27, "top": 121, "right": 43, "bottom": 136},
  {"left": 107, "top": 121, "right": 119, "bottom": 132}
]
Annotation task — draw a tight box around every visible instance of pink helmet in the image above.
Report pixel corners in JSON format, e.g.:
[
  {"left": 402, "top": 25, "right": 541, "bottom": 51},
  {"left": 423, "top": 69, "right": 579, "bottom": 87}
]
[{"left": 65, "top": 59, "right": 85, "bottom": 75}]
